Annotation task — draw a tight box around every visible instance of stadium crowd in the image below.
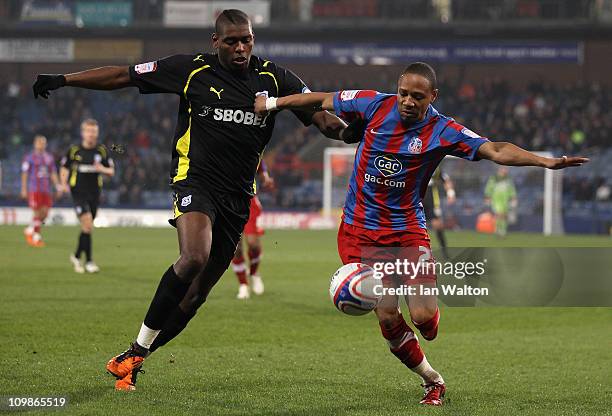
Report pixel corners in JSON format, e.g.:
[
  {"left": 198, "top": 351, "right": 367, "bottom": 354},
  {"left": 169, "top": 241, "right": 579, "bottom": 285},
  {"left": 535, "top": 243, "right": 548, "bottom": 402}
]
[{"left": 1, "top": 75, "right": 610, "bottom": 210}]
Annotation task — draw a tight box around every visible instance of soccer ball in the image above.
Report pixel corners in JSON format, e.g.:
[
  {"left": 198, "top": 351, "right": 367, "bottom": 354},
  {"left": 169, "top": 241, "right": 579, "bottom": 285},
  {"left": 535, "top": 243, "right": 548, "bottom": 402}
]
[{"left": 329, "top": 263, "right": 382, "bottom": 316}]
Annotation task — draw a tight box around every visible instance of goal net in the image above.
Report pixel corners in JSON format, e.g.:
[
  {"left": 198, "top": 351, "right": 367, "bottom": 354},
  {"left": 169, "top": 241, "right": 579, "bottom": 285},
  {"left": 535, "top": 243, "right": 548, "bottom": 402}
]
[{"left": 323, "top": 147, "right": 564, "bottom": 235}]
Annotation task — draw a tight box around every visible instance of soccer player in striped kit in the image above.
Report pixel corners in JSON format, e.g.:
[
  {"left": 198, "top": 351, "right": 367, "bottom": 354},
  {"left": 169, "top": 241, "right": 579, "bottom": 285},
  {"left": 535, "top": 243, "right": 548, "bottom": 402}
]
[
  {"left": 21, "top": 135, "right": 61, "bottom": 247},
  {"left": 254, "top": 62, "right": 588, "bottom": 406}
]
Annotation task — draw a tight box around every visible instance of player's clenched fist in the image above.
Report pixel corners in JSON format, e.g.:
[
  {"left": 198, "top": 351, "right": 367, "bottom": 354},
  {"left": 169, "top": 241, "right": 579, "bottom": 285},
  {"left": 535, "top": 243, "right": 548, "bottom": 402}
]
[
  {"left": 253, "top": 94, "right": 268, "bottom": 115},
  {"left": 32, "top": 74, "right": 66, "bottom": 99}
]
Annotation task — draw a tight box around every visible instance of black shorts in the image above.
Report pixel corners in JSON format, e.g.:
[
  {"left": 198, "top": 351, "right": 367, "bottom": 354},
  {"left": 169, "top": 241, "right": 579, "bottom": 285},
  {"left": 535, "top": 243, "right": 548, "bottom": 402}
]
[
  {"left": 72, "top": 193, "right": 100, "bottom": 219},
  {"left": 170, "top": 183, "right": 251, "bottom": 272},
  {"left": 423, "top": 188, "right": 442, "bottom": 221}
]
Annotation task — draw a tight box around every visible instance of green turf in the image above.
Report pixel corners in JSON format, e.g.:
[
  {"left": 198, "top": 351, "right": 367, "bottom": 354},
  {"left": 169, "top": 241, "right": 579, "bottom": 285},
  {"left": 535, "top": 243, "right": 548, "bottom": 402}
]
[{"left": 0, "top": 226, "right": 610, "bottom": 415}]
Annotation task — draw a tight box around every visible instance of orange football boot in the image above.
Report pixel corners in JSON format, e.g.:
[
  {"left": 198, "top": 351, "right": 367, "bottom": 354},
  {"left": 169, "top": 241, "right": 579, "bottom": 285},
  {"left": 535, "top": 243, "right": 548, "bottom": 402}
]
[
  {"left": 106, "top": 343, "right": 146, "bottom": 386},
  {"left": 115, "top": 367, "right": 145, "bottom": 391}
]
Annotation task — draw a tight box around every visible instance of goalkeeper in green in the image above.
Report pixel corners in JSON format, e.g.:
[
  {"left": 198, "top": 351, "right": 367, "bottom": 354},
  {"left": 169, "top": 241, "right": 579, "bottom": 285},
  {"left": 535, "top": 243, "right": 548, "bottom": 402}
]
[{"left": 484, "top": 166, "right": 517, "bottom": 236}]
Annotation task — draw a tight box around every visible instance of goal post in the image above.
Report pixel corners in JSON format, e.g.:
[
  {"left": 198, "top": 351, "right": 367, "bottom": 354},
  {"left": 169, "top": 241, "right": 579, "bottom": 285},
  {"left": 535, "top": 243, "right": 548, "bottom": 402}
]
[
  {"left": 323, "top": 146, "right": 358, "bottom": 218},
  {"left": 538, "top": 151, "right": 564, "bottom": 235},
  {"left": 322, "top": 147, "right": 564, "bottom": 235}
]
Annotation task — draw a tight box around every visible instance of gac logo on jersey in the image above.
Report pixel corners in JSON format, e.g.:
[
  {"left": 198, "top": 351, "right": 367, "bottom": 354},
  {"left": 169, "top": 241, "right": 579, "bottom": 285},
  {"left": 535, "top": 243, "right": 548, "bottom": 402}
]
[
  {"left": 408, "top": 137, "right": 423, "bottom": 154},
  {"left": 210, "top": 86, "right": 224, "bottom": 100},
  {"left": 374, "top": 154, "right": 403, "bottom": 177},
  {"left": 211, "top": 108, "right": 269, "bottom": 127}
]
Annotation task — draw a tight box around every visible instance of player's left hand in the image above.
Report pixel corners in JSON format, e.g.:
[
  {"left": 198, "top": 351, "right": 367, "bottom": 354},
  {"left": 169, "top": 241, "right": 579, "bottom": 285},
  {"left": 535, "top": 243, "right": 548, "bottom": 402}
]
[
  {"left": 32, "top": 74, "right": 66, "bottom": 99},
  {"left": 94, "top": 162, "right": 105, "bottom": 173},
  {"left": 340, "top": 118, "right": 368, "bottom": 144},
  {"left": 254, "top": 94, "right": 268, "bottom": 116},
  {"left": 545, "top": 155, "right": 589, "bottom": 170}
]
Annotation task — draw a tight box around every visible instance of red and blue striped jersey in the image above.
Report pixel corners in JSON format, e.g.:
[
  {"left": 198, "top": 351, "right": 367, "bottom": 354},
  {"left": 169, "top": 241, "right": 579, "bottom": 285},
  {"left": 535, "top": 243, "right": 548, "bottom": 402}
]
[
  {"left": 21, "top": 151, "right": 55, "bottom": 194},
  {"left": 333, "top": 90, "right": 489, "bottom": 232}
]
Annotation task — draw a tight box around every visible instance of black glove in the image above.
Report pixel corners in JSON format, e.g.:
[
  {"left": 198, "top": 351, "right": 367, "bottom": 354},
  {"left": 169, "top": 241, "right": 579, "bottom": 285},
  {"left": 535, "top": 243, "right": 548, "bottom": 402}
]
[
  {"left": 341, "top": 118, "right": 368, "bottom": 144},
  {"left": 32, "top": 74, "right": 66, "bottom": 99}
]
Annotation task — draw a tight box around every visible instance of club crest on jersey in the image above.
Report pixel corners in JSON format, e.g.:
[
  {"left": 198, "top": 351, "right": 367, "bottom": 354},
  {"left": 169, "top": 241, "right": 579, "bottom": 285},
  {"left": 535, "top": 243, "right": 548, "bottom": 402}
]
[
  {"left": 408, "top": 137, "right": 423, "bottom": 154},
  {"left": 374, "top": 154, "right": 403, "bottom": 177},
  {"left": 181, "top": 195, "right": 192, "bottom": 207}
]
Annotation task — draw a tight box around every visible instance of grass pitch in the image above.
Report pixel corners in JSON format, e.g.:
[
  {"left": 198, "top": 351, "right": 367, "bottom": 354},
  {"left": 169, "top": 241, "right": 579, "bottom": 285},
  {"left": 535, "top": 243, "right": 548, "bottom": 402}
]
[{"left": 0, "top": 225, "right": 611, "bottom": 415}]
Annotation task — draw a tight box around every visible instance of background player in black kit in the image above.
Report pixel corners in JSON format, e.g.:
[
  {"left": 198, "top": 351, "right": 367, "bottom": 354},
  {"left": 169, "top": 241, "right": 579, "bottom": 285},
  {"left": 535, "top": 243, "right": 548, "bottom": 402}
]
[
  {"left": 59, "top": 118, "right": 115, "bottom": 274},
  {"left": 422, "top": 168, "right": 455, "bottom": 259},
  {"left": 33, "top": 9, "right": 358, "bottom": 391}
]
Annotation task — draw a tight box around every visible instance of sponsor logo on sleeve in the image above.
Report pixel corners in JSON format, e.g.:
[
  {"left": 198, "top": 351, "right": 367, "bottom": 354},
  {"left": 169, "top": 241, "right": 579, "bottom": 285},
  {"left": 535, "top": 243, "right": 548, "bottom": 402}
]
[
  {"left": 461, "top": 127, "right": 481, "bottom": 138},
  {"left": 340, "top": 90, "right": 360, "bottom": 101},
  {"left": 134, "top": 61, "right": 157, "bottom": 74}
]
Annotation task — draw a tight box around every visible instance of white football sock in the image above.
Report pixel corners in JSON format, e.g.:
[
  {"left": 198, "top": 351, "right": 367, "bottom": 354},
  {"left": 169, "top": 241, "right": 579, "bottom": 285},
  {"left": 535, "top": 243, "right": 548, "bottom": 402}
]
[
  {"left": 411, "top": 356, "right": 444, "bottom": 385},
  {"left": 136, "top": 323, "right": 160, "bottom": 349}
]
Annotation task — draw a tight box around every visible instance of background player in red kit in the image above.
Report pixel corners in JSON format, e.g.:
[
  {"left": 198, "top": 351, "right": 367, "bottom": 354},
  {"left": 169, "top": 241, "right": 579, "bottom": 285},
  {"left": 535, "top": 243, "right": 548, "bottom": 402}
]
[
  {"left": 254, "top": 62, "right": 588, "bottom": 406},
  {"left": 233, "top": 159, "right": 274, "bottom": 299},
  {"left": 21, "top": 134, "right": 61, "bottom": 247}
]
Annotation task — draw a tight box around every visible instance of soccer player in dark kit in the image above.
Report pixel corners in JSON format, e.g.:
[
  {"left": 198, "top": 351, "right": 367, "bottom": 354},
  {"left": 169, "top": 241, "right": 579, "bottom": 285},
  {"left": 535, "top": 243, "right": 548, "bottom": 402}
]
[
  {"left": 422, "top": 168, "right": 455, "bottom": 258},
  {"left": 33, "top": 9, "right": 357, "bottom": 391},
  {"left": 60, "top": 119, "right": 115, "bottom": 273}
]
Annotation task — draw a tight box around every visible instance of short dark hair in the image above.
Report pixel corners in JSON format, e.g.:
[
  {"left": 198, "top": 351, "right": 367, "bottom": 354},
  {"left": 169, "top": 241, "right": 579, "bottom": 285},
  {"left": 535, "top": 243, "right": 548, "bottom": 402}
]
[
  {"left": 81, "top": 118, "right": 98, "bottom": 128},
  {"left": 215, "top": 9, "right": 251, "bottom": 34},
  {"left": 402, "top": 62, "right": 437, "bottom": 90}
]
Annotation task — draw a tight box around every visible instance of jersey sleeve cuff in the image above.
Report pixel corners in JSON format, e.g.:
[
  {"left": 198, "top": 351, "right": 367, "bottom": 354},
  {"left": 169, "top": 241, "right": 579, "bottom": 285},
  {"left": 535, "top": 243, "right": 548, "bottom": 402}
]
[
  {"left": 128, "top": 66, "right": 147, "bottom": 94},
  {"left": 332, "top": 92, "right": 343, "bottom": 117},
  {"left": 470, "top": 138, "right": 490, "bottom": 161}
]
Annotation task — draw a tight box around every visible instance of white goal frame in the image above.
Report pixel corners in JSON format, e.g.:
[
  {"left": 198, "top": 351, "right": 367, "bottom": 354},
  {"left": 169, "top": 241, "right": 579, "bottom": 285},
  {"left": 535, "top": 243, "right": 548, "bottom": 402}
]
[{"left": 322, "top": 147, "right": 563, "bottom": 235}]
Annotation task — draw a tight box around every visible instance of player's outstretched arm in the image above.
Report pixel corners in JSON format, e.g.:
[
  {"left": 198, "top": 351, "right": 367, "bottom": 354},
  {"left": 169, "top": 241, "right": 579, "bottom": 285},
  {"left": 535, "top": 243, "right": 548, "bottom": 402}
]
[
  {"left": 476, "top": 141, "right": 589, "bottom": 170},
  {"left": 33, "top": 66, "right": 132, "bottom": 99},
  {"left": 256, "top": 92, "right": 365, "bottom": 143},
  {"left": 254, "top": 92, "right": 335, "bottom": 115}
]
